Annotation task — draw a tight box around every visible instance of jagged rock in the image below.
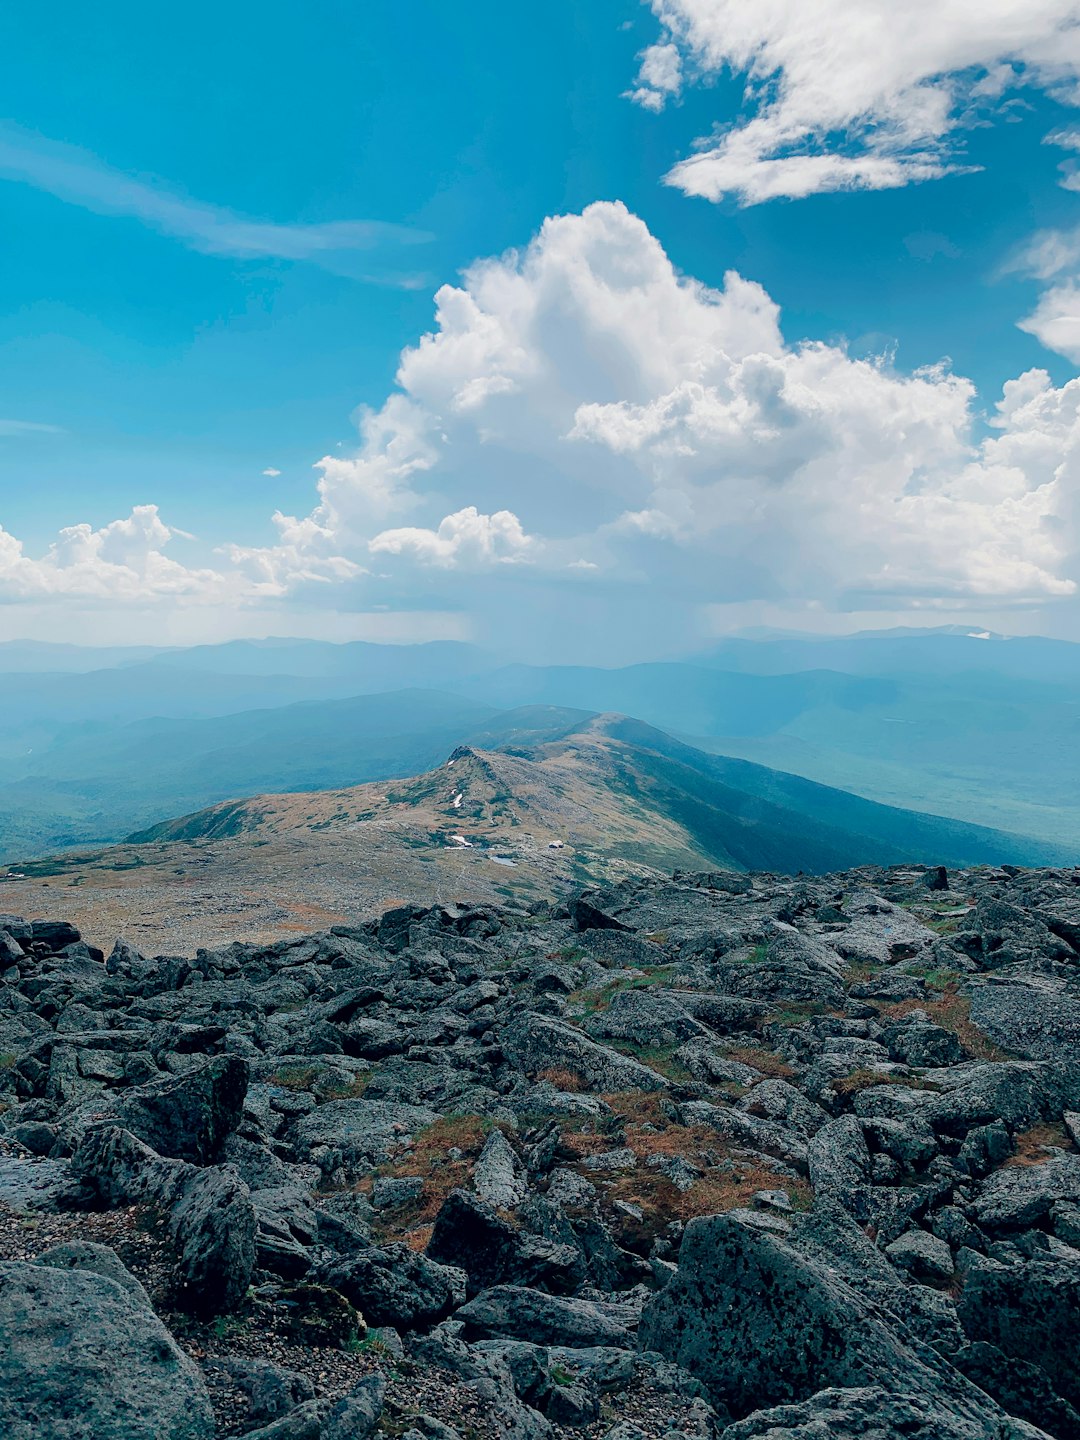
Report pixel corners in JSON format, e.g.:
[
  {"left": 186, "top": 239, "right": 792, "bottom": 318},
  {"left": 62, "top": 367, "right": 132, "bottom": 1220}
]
[
  {"left": 37, "top": 1239, "right": 154, "bottom": 1306},
  {"left": 292, "top": 1099, "right": 438, "bottom": 1171},
  {"left": 638, "top": 1211, "right": 1007, "bottom": 1427},
  {"left": 970, "top": 1153, "right": 1080, "bottom": 1231},
  {"left": 881, "top": 1020, "right": 965, "bottom": 1068},
  {"left": 170, "top": 1163, "right": 256, "bottom": 1315},
  {"left": 885, "top": 1229, "right": 955, "bottom": 1284},
  {"left": 571, "top": 896, "right": 632, "bottom": 933},
  {"left": 954, "top": 1342, "right": 1080, "bottom": 1440},
  {"left": 958, "top": 1254, "right": 1080, "bottom": 1409},
  {"left": 473, "top": 1126, "right": 528, "bottom": 1208},
  {"left": 806, "top": 1115, "right": 871, "bottom": 1207},
  {"left": 322, "top": 1374, "right": 386, "bottom": 1440},
  {"left": 219, "top": 1355, "right": 316, "bottom": 1426},
  {"left": 584, "top": 989, "right": 709, "bottom": 1046},
  {"left": 0, "top": 1258, "right": 213, "bottom": 1439},
  {"left": 63, "top": 1055, "right": 249, "bottom": 1164},
  {"left": 318, "top": 1244, "right": 466, "bottom": 1328},
  {"left": 717, "top": 1385, "right": 1040, "bottom": 1439},
  {"left": 427, "top": 1189, "right": 581, "bottom": 1295},
  {"left": 924, "top": 1062, "right": 1077, "bottom": 1138},
  {"left": 861, "top": 1115, "right": 939, "bottom": 1170},
  {"left": 457, "top": 1285, "right": 634, "bottom": 1347},
  {"left": 957, "top": 1120, "right": 1012, "bottom": 1178},
  {"left": 30, "top": 919, "right": 82, "bottom": 952},
  {"left": 240, "top": 1398, "right": 334, "bottom": 1439},
  {"left": 276, "top": 1282, "right": 365, "bottom": 1346},
  {"left": 737, "top": 1078, "right": 830, "bottom": 1137},
  {"left": 500, "top": 1014, "right": 667, "bottom": 1092}
]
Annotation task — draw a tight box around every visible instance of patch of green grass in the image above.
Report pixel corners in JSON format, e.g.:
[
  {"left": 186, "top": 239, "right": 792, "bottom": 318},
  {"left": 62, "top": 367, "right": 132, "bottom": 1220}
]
[
  {"left": 269, "top": 1065, "right": 319, "bottom": 1091},
  {"left": 0, "top": 1053, "right": 16, "bottom": 1071},
  {"left": 321, "top": 1071, "right": 372, "bottom": 1100},
  {"left": 568, "top": 964, "right": 676, "bottom": 1016},
  {"left": 764, "top": 1000, "right": 834, "bottom": 1027},
  {"left": 608, "top": 1039, "right": 694, "bottom": 1084}
]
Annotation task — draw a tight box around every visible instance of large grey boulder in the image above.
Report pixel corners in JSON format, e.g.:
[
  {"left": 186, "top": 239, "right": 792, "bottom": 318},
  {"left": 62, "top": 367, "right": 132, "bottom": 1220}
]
[
  {"left": 638, "top": 1211, "right": 1014, "bottom": 1428},
  {"left": 958, "top": 1255, "right": 1080, "bottom": 1410},
  {"left": 736, "top": 1078, "right": 830, "bottom": 1137},
  {"left": 924, "top": 1062, "right": 1077, "bottom": 1138},
  {"left": 292, "top": 1099, "right": 438, "bottom": 1171},
  {"left": 0, "top": 1259, "right": 213, "bottom": 1439},
  {"left": 806, "top": 1115, "right": 871, "bottom": 1209},
  {"left": 427, "top": 1189, "right": 581, "bottom": 1295},
  {"left": 968, "top": 978, "right": 1080, "bottom": 1064},
  {"left": 499, "top": 1014, "right": 667, "bottom": 1092},
  {"left": 318, "top": 1243, "right": 465, "bottom": 1328},
  {"left": 62, "top": 1054, "right": 248, "bottom": 1164},
  {"left": 716, "top": 929, "right": 846, "bottom": 1007},
  {"left": 456, "top": 1284, "right": 634, "bottom": 1347},
  {"left": 886, "top": 1228, "right": 955, "bottom": 1285},
  {"left": 583, "top": 989, "right": 710, "bottom": 1046},
  {"left": 717, "top": 1385, "right": 1048, "bottom": 1439},
  {"left": 37, "top": 1240, "right": 154, "bottom": 1306},
  {"left": 970, "top": 1154, "right": 1080, "bottom": 1232},
  {"left": 170, "top": 1163, "right": 256, "bottom": 1315},
  {"left": 322, "top": 1374, "right": 386, "bottom": 1440},
  {"left": 473, "top": 1126, "right": 527, "bottom": 1209},
  {"left": 71, "top": 1125, "right": 255, "bottom": 1316}
]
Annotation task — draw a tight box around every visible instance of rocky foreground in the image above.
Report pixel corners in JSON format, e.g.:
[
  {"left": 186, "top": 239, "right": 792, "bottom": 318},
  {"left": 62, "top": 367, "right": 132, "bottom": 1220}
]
[{"left": 3, "top": 865, "right": 1080, "bottom": 1439}]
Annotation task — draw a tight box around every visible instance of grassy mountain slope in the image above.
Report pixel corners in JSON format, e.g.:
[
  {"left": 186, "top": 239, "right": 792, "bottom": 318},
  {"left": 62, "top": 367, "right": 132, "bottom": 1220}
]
[
  {"left": 128, "top": 714, "right": 1069, "bottom": 872},
  {"left": 5, "top": 711, "right": 1064, "bottom": 953}
]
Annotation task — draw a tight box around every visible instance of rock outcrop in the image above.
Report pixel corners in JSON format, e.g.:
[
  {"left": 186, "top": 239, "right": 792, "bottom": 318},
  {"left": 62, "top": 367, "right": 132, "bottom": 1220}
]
[{"left": 3, "top": 862, "right": 1080, "bottom": 1437}]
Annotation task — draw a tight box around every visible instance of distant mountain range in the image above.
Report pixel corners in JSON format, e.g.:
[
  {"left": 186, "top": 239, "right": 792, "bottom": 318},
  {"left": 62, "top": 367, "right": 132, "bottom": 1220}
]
[
  {"left": 2, "top": 711, "right": 1067, "bottom": 954},
  {"left": 0, "top": 628, "right": 1077, "bottom": 864},
  {"left": 127, "top": 712, "right": 1072, "bottom": 873}
]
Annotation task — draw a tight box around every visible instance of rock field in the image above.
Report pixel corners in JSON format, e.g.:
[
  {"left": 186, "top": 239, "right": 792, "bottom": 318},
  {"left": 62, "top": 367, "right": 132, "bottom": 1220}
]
[{"left": 3, "top": 862, "right": 1080, "bottom": 1438}]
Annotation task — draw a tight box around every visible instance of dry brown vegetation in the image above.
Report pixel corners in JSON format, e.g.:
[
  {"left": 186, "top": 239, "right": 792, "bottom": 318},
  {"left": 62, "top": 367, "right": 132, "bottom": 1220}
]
[
  {"left": 368, "top": 1114, "right": 495, "bottom": 1238},
  {"left": 536, "top": 1067, "right": 584, "bottom": 1091},
  {"left": 1006, "top": 1122, "right": 1073, "bottom": 1167},
  {"left": 556, "top": 1088, "right": 812, "bottom": 1250},
  {"left": 722, "top": 1045, "right": 795, "bottom": 1079},
  {"left": 880, "top": 984, "right": 1012, "bottom": 1062}
]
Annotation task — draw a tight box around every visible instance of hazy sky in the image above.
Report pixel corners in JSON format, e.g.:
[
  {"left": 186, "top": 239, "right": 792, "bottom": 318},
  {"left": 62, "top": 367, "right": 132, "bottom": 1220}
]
[{"left": 5, "top": 0, "right": 1080, "bottom": 659}]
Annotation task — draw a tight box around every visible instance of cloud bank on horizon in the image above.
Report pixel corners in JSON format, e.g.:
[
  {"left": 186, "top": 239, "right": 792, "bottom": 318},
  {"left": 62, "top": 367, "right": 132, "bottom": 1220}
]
[{"left": 2, "top": 202, "right": 1078, "bottom": 636}]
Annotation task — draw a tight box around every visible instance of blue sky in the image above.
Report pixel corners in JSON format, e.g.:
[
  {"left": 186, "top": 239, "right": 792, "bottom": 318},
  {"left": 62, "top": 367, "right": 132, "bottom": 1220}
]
[{"left": 4, "top": 0, "right": 1080, "bottom": 657}]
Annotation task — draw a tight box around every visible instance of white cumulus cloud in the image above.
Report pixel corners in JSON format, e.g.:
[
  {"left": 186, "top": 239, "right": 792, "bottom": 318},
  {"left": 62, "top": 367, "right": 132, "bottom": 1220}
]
[
  {"left": 370, "top": 507, "right": 534, "bottom": 567},
  {"left": 241, "top": 201, "right": 1079, "bottom": 614},
  {"left": 628, "top": 0, "right": 1080, "bottom": 203},
  {"left": 0, "top": 505, "right": 231, "bottom": 602},
  {"left": 6, "top": 203, "right": 1080, "bottom": 633}
]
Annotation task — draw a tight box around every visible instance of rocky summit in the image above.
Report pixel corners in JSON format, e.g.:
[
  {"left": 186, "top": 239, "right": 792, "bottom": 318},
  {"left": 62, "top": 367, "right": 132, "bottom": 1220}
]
[{"left": 3, "top": 864, "right": 1080, "bottom": 1439}]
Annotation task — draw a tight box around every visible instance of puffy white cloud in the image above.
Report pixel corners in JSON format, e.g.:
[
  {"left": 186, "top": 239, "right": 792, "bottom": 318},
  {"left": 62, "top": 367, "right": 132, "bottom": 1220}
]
[
  {"left": 250, "top": 201, "right": 1078, "bottom": 612},
  {"left": 370, "top": 507, "right": 534, "bottom": 567},
  {"left": 0, "top": 505, "right": 233, "bottom": 602},
  {"left": 628, "top": 0, "right": 1080, "bottom": 203},
  {"left": 7, "top": 203, "right": 1080, "bottom": 632},
  {"left": 1016, "top": 224, "right": 1080, "bottom": 361}
]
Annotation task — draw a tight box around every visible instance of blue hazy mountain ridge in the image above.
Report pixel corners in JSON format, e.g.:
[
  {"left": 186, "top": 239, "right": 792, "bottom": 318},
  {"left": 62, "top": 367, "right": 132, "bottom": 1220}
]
[
  {"left": 0, "top": 690, "right": 502, "bottom": 860},
  {"left": 122, "top": 709, "right": 1072, "bottom": 874},
  {"left": 0, "top": 629, "right": 1077, "bottom": 862},
  {"left": 452, "top": 651, "right": 1080, "bottom": 846},
  {"left": 689, "top": 627, "right": 1080, "bottom": 682}
]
